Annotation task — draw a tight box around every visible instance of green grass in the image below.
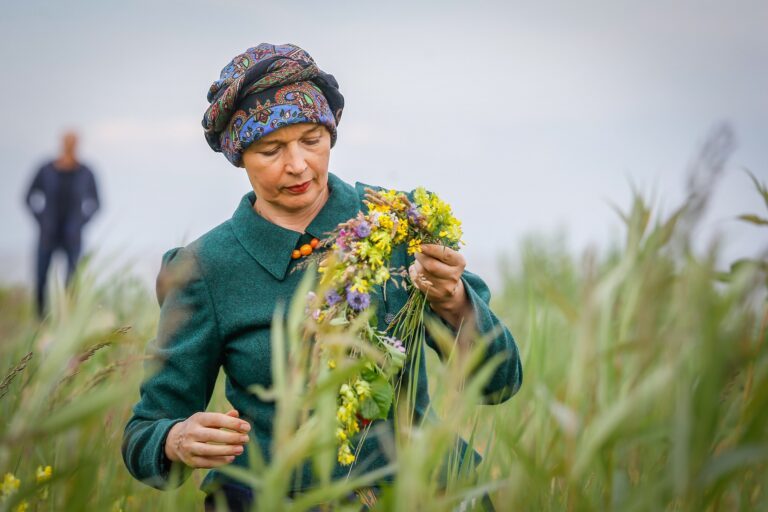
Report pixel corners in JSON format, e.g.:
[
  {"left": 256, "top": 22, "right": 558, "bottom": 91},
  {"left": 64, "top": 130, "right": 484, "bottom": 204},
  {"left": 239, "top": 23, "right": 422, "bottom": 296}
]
[{"left": 1, "top": 168, "right": 766, "bottom": 511}]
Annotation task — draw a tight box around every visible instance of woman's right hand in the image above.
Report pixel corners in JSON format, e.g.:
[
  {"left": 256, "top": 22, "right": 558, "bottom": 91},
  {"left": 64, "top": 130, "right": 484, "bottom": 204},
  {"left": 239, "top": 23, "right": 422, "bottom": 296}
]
[{"left": 164, "top": 409, "right": 251, "bottom": 469}]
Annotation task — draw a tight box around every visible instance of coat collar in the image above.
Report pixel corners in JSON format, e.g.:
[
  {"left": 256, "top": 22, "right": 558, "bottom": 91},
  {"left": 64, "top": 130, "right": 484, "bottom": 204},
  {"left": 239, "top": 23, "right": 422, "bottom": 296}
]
[{"left": 230, "top": 173, "right": 362, "bottom": 280}]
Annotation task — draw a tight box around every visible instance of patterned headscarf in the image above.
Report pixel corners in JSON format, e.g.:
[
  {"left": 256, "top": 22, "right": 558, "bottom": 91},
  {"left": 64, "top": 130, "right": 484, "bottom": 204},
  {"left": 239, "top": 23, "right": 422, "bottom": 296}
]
[{"left": 202, "top": 43, "right": 344, "bottom": 167}]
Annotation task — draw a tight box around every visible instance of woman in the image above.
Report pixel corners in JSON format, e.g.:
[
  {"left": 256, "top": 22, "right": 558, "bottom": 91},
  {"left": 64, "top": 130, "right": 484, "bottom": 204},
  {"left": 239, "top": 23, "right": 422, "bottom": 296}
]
[{"left": 122, "top": 43, "right": 522, "bottom": 510}]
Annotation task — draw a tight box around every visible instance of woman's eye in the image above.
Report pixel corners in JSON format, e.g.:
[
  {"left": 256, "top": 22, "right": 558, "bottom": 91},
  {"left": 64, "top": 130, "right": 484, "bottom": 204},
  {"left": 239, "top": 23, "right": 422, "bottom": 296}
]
[
  {"left": 260, "top": 147, "right": 280, "bottom": 156},
  {"left": 303, "top": 138, "right": 320, "bottom": 146}
]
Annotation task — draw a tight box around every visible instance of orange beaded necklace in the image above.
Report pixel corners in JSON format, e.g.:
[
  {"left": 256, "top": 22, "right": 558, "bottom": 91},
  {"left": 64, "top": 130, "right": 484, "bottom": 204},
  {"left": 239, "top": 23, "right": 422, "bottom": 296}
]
[{"left": 292, "top": 238, "right": 320, "bottom": 259}]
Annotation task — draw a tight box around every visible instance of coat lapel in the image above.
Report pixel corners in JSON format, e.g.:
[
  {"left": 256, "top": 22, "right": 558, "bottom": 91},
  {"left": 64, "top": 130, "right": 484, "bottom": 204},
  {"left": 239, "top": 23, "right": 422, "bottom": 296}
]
[{"left": 229, "top": 173, "right": 362, "bottom": 280}]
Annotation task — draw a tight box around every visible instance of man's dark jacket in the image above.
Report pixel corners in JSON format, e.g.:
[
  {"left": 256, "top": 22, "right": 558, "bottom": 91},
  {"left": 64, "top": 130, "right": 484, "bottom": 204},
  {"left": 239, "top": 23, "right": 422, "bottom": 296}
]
[{"left": 25, "top": 162, "right": 100, "bottom": 241}]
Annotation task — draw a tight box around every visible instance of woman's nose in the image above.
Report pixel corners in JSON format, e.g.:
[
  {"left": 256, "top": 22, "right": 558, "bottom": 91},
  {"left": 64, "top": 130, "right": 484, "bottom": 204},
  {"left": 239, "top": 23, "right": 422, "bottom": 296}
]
[{"left": 283, "top": 144, "right": 307, "bottom": 174}]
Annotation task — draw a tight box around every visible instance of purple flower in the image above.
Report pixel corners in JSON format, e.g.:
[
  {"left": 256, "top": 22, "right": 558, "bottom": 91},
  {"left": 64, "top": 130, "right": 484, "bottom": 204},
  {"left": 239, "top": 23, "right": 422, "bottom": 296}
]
[
  {"left": 336, "top": 228, "right": 352, "bottom": 251},
  {"left": 382, "top": 336, "right": 406, "bottom": 354},
  {"left": 407, "top": 204, "right": 423, "bottom": 224},
  {"left": 346, "top": 288, "right": 371, "bottom": 312},
  {"left": 354, "top": 221, "right": 371, "bottom": 239},
  {"left": 325, "top": 289, "right": 342, "bottom": 306}
]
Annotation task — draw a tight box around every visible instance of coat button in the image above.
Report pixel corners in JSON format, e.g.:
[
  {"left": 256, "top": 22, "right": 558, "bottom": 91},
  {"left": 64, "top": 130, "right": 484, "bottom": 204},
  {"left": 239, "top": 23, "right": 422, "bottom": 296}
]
[{"left": 385, "top": 313, "right": 395, "bottom": 324}]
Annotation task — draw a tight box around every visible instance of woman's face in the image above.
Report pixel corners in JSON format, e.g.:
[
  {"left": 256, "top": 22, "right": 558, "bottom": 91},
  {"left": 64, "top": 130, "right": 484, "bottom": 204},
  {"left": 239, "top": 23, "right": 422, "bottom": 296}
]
[{"left": 241, "top": 123, "right": 331, "bottom": 214}]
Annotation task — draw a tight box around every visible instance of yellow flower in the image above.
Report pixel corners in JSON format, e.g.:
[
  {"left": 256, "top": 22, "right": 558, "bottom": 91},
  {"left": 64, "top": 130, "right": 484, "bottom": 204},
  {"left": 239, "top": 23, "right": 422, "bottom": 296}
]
[
  {"left": 408, "top": 239, "right": 422, "bottom": 255},
  {"left": 370, "top": 230, "right": 392, "bottom": 253},
  {"left": 368, "top": 203, "right": 391, "bottom": 215},
  {"left": 14, "top": 501, "right": 29, "bottom": 512},
  {"left": 337, "top": 405, "right": 350, "bottom": 423},
  {"left": 349, "top": 276, "right": 371, "bottom": 294},
  {"left": 357, "top": 242, "right": 384, "bottom": 269},
  {"left": 1, "top": 473, "right": 20, "bottom": 498},
  {"left": 410, "top": 188, "right": 463, "bottom": 245},
  {"left": 395, "top": 220, "right": 408, "bottom": 242},
  {"left": 36, "top": 465, "right": 52, "bottom": 484},
  {"left": 378, "top": 214, "right": 394, "bottom": 232},
  {"left": 327, "top": 359, "right": 336, "bottom": 369},
  {"left": 374, "top": 266, "right": 390, "bottom": 283},
  {"left": 354, "top": 378, "right": 371, "bottom": 399},
  {"left": 381, "top": 190, "right": 399, "bottom": 203},
  {"left": 337, "top": 443, "right": 355, "bottom": 465}
]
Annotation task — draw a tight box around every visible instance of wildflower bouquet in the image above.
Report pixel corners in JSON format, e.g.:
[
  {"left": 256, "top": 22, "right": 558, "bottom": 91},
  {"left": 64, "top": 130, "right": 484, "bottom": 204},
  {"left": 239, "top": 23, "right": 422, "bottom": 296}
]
[{"left": 306, "top": 187, "right": 463, "bottom": 465}]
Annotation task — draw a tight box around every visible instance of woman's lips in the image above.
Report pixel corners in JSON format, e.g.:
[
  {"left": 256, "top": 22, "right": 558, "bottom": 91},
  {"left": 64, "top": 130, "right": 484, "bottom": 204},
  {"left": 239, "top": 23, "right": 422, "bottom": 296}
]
[{"left": 285, "top": 180, "right": 311, "bottom": 194}]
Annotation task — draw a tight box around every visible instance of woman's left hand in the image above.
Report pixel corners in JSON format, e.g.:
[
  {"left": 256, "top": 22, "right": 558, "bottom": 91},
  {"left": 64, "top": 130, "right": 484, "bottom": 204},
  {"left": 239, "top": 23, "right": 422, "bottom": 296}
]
[{"left": 409, "top": 244, "right": 471, "bottom": 328}]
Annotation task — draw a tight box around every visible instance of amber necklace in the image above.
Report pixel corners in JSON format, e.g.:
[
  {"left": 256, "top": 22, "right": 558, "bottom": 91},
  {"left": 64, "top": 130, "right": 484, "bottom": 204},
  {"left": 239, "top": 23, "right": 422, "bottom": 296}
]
[
  {"left": 292, "top": 237, "right": 320, "bottom": 260},
  {"left": 254, "top": 200, "right": 320, "bottom": 260}
]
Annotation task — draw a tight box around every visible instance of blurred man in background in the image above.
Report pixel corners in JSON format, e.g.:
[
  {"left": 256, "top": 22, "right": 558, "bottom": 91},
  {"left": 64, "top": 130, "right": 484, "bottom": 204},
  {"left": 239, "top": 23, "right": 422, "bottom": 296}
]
[{"left": 25, "top": 131, "right": 100, "bottom": 317}]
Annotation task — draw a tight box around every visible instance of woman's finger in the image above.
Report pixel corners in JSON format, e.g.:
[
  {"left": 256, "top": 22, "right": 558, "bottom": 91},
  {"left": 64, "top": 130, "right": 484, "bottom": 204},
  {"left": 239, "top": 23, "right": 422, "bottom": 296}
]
[
  {"left": 187, "top": 455, "right": 236, "bottom": 469},
  {"left": 194, "top": 427, "right": 250, "bottom": 445},
  {"left": 420, "top": 244, "right": 465, "bottom": 267},
  {"left": 188, "top": 441, "right": 245, "bottom": 458},
  {"left": 414, "top": 252, "right": 460, "bottom": 280},
  {"left": 195, "top": 411, "right": 250, "bottom": 433},
  {"left": 426, "top": 276, "right": 460, "bottom": 299},
  {"left": 411, "top": 263, "right": 459, "bottom": 298},
  {"left": 409, "top": 263, "right": 433, "bottom": 289}
]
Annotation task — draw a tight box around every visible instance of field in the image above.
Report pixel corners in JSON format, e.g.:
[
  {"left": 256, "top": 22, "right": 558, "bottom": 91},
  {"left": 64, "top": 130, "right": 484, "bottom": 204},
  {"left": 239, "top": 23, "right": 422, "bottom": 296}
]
[{"left": 1, "top": 162, "right": 766, "bottom": 511}]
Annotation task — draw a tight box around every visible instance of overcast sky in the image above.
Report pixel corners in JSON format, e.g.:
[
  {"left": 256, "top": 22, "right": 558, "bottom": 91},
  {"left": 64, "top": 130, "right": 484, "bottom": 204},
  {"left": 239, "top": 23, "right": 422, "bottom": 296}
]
[{"left": 1, "top": 0, "right": 766, "bottom": 289}]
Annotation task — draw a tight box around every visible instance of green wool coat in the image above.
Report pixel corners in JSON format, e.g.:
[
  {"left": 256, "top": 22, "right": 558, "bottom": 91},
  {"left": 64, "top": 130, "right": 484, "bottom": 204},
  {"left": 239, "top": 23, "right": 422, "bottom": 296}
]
[{"left": 121, "top": 172, "right": 522, "bottom": 494}]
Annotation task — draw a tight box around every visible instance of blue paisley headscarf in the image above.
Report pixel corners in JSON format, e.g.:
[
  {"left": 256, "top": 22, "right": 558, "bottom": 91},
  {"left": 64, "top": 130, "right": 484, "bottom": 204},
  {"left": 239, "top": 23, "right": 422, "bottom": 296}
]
[{"left": 202, "top": 43, "right": 344, "bottom": 167}]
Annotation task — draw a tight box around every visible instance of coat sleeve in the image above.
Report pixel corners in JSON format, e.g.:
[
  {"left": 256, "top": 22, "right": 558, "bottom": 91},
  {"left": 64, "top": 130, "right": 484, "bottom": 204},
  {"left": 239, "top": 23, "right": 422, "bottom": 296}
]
[
  {"left": 423, "top": 270, "right": 523, "bottom": 404},
  {"left": 80, "top": 167, "right": 100, "bottom": 224},
  {"left": 25, "top": 167, "right": 44, "bottom": 221},
  {"left": 122, "top": 247, "right": 224, "bottom": 489}
]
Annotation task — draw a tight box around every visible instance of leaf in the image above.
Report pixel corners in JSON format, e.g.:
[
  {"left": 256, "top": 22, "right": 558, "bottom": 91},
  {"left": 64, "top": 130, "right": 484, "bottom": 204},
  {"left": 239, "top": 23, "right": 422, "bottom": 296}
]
[
  {"left": 698, "top": 445, "right": 768, "bottom": 488},
  {"left": 370, "top": 378, "right": 394, "bottom": 416},
  {"left": 361, "top": 365, "right": 378, "bottom": 382},
  {"left": 249, "top": 384, "right": 276, "bottom": 402},
  {"left": 359, "top": 395, "right": 381, "bottom": 419},
  {"left": 729, "top": 258, "right": 768, "bottom": 273},
  {"left": 607, "top": 199, "right": 629, "bottom": 225},
  {"left": 745, "top": 169, "right": 768, "bottom": 210},
  {"left": 286, "top": 463, "right": 396, "bottom": 512},
  {"left": 32, "top": 385, "right": 128, "bottom": 437},
  {"left": 360, "top": 377, "right": 394, "bottom": 420},
  {"left": 217, "top": 463, "right": 264, "bottom": 489},
  {"left": 737, "top": 214, "right": 768, "bottom": 226},
  {"left": 329, "top": 316, "right": 349, "bottom": 326}
]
